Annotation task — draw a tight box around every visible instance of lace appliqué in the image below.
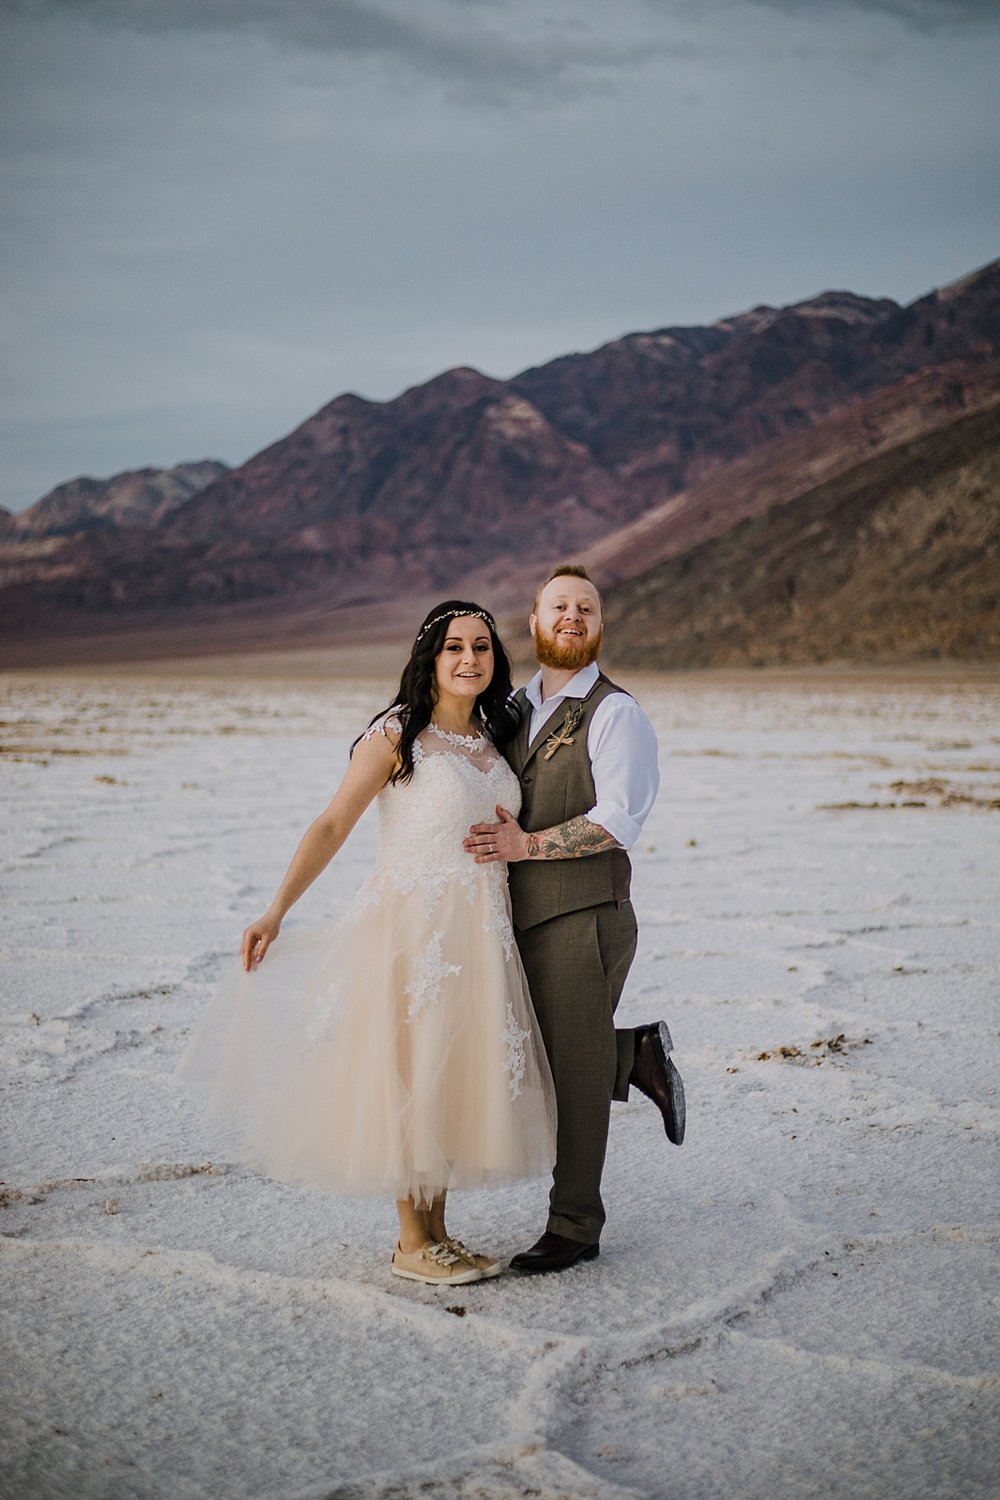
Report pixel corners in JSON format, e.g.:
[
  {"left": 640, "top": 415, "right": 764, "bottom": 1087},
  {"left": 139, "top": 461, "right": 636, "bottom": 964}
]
[
  {"left": 482, "top": 869, "right": 515, "bottom": 961},
  {"left": 303, "top": 974, "right": 344, "bottom": 1048},
  {"left": 425, "top": 721, "right": 487, "bottom": 752},
  {"left": 361, "top": 709, "right": 404, "bottom": 743},
  {"left": 501, "top": 1001, "right": 530, "bottom": 1099},
  {"left": 405, "top": 932, "right": 461, "bottom": 1022}
]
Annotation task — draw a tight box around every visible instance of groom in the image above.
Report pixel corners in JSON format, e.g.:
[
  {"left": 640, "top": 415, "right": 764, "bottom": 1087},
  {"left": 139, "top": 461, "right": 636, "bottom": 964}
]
[{"left": 465, "top": 564, "right": 685, "bottom": 1272}]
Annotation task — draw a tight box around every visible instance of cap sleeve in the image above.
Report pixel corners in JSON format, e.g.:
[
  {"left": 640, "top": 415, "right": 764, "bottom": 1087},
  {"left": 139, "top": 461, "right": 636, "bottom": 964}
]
[{"left": 360, "top": 708, "right": 404, "bottom": 744}]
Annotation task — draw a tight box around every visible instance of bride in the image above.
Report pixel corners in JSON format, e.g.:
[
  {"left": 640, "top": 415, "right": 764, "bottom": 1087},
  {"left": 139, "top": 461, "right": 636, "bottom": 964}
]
[{"left": 175, "top": 602, "right": 556, "bottom": 1285}]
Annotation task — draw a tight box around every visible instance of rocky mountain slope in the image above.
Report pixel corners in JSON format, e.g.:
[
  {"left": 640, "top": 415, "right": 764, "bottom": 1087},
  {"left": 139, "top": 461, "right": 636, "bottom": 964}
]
[
  {"left": 600, "top": 398, "right": 1000, "bottom": 666},
  {"left": 6, "top": 461, "right": 230, "bottom": 540},
  {"left": 577, "top": 360, "right": 1000, "bottom": 590}
]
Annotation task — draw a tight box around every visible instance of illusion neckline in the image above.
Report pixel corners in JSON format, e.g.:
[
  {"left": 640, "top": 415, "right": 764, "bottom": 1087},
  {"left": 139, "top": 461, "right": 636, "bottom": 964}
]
[{"left": 427, "top": 721, "right": 488, "bottom": 752}]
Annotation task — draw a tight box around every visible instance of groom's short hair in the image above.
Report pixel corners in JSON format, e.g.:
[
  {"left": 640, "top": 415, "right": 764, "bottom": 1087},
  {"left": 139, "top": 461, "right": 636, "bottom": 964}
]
[{"left": 532, "top": 563, "right": 602, "bottom": 615}]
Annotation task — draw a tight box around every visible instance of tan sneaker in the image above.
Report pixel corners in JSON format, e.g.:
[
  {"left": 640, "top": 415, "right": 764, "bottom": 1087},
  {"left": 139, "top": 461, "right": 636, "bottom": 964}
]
[
  {"left": 391, "top": 1240, "right": 482, "bottom": 1286},
  {"left": 444, "top": 1236, "right": 503, "bottom": 1279}
]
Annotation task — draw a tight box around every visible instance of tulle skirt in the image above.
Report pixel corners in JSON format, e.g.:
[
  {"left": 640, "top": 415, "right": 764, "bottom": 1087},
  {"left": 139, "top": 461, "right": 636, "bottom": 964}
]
[{"left": 174, "top": 876, "right": 557, "bottom": 1205}]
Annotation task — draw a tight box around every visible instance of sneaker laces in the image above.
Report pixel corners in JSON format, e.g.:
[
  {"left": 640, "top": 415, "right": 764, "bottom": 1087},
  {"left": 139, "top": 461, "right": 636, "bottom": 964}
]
[
  {"left": 443, "top": 1237, "right": 476, "bottom": 1264},
  {"left": 426, "top": 1241, "right": 461, "bottom": 1266}
]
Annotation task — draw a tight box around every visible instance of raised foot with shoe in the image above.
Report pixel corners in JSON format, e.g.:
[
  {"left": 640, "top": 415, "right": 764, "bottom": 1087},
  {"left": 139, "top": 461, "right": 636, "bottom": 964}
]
[{"left": 630, "top": 1020, "right": 686, "bottom": 1144}]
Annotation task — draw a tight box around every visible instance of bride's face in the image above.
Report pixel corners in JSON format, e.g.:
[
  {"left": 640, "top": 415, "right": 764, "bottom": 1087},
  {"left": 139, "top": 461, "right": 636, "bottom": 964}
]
[{"left": 433, "top": 616, "right": 495, "bottom": 706}]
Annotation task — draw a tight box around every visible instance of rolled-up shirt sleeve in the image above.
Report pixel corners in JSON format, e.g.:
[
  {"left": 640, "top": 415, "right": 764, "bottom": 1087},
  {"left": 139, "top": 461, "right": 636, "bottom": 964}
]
[{"left": 586, "top": 694, "right": 660, "bottom": 850}]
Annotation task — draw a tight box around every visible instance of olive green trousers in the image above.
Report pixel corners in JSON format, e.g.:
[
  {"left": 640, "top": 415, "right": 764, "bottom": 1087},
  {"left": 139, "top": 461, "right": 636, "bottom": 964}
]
[{"left": 514, "top": 899, "right": 638, "bottom": 1244}]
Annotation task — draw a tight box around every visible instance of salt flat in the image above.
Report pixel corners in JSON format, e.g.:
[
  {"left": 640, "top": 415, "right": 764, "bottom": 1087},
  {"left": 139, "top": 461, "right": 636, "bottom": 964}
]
[{"left": 1, "top": 667, "right": 998, "bottom": 1500}]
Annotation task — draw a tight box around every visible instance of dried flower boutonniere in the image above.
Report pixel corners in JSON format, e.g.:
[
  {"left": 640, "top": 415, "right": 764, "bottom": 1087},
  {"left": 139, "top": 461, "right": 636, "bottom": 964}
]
[{"left": 543, "top": 702, "right": 584, "bottom": 761}]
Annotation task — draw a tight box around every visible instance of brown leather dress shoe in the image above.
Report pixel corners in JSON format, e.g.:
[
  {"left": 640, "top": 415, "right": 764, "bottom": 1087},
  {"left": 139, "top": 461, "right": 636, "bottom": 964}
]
[
  {"left": 509, "top": 1231, "right": 600, "bottom": 1273},
  {"left": 630, "top": 1021, "right": 686, "bottom": 1144}
]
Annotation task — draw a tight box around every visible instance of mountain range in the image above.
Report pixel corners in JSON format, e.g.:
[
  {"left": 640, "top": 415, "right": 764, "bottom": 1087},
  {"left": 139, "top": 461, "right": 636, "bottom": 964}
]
[{"left": 1, "top": 258, "right": 997, "bottom": 667}]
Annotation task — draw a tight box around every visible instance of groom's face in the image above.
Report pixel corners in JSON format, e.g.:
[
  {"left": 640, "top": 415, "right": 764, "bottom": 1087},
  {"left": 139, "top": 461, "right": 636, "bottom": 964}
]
[{"left": 530, "top": 576, "right": 603, "bottom": 671}]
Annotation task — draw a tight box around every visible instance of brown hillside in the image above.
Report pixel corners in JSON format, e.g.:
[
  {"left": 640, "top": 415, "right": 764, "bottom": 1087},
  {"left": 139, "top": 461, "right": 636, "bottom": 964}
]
[{"left": 600, "top": 401, "right": 1000, "bottom": 667}]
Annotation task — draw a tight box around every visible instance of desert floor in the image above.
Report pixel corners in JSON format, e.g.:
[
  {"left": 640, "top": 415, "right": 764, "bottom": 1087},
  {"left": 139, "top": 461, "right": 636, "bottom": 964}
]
[{"left": 2, "top": 664, "right": 998, "bottom": 1500}]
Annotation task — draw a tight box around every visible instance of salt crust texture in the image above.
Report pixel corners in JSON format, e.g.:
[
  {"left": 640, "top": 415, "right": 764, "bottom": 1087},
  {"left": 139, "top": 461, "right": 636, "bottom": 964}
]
[{"left": 1, "top": 670, "right": 998, "bottom": 1500}]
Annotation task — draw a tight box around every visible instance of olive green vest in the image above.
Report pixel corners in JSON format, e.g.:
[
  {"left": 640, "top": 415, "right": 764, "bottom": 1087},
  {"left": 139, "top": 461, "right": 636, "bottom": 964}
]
[{"left": 506, "top": 672, "right": 633, "bottom": 931}]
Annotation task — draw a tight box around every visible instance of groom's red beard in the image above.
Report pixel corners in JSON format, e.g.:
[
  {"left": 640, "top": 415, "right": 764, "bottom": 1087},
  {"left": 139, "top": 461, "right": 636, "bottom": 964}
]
[{"left": 533, "top": 623, "right": 603, "bottom": 671}]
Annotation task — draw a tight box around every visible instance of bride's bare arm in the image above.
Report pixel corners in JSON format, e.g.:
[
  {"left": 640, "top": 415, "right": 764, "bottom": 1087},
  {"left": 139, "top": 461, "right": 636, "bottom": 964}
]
[{"left": 241, "top": 728, "right": 398, "bottom": 971}]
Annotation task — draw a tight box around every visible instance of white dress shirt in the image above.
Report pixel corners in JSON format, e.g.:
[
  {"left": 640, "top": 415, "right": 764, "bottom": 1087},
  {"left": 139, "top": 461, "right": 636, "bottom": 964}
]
[{"left": 523, "top": 662, "right": 659, "bottom": 851}]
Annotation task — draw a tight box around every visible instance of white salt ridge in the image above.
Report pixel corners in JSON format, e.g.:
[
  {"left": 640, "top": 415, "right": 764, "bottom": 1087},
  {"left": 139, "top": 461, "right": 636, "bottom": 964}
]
[{"left": 1, "top": 671, "right": 998, "bottom": 1498}]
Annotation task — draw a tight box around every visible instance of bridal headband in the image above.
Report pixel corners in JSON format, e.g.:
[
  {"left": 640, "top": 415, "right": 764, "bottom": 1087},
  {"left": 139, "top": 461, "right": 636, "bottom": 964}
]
[{"left": 416, "top": 608, "right": 496, "bottom": 644}]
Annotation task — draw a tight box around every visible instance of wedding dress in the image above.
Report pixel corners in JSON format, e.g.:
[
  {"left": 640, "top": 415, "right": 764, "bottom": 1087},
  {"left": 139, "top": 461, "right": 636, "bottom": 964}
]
[{"left": 175, "top": 714, "right": 557, "bottom": 1206}]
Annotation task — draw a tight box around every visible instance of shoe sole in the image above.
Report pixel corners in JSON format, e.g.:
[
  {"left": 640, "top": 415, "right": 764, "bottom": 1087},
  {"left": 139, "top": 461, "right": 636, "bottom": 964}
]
[
  {"left": 391, "top": 1264, "right": 482, "bottom": 1285},
  {"left": 651, "top": 1020, "right": 686, "bottom": 1145},
  {"left": 510, "top": 1244, "right": 600, "bottom": 1274}
]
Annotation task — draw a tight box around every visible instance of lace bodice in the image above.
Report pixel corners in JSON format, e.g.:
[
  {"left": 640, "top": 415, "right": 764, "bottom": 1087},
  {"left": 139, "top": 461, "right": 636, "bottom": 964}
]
[{"left": 358, "top": 713, "right": 521, "bottom": 933}]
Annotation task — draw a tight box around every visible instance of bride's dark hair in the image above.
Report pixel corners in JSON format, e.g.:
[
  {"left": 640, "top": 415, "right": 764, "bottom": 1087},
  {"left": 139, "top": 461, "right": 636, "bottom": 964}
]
[{"left": 356, "top": 601, "right": 520, "bottom": 784}]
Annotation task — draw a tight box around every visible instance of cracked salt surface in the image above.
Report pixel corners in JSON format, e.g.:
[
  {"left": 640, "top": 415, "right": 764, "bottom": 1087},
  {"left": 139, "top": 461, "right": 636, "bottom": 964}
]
[{"left": 2, "top": 669, "right": 998, "bottom": 1499}]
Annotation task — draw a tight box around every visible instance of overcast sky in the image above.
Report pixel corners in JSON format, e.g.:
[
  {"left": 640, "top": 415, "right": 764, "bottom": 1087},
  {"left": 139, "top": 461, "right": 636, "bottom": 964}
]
[{"left": 2, "top": 0, "right": 998, "bottom": 511}]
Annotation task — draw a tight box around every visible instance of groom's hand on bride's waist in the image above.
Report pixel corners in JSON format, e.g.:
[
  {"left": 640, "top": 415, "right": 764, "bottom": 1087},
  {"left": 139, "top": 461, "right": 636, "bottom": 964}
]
[
  {"left": 465, "top": 807, "right": 621, "bottom": 864},
  {"left": 465, "top": 806, "right": 528, "bottom": 864}
]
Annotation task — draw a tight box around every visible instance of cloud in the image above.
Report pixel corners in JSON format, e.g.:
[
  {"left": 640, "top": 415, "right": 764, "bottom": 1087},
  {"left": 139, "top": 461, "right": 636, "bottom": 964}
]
[
  {"left": 732, "top": 0, "right": 1000, "bottom": 32},
  {"left": 3, "top": 0, "right": 676, "bottom": 105}
]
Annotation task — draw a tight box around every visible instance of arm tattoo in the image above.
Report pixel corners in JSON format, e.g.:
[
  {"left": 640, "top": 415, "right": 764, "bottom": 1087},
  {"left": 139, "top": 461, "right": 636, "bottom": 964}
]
[{"left": 525, "top": 815, "right": 621, "bottom": 860}]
